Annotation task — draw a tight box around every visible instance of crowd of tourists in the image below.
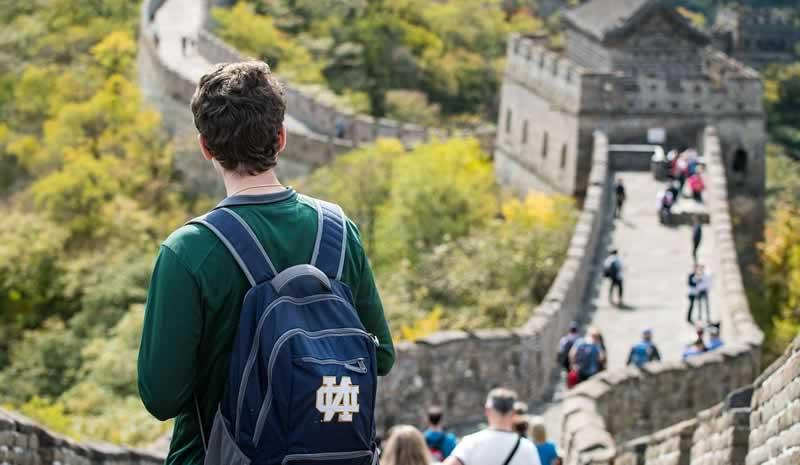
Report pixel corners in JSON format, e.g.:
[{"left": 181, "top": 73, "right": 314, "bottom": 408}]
[
  {"left": 379, "top": 389, "right": 562, "bottom": 465},
  {"left": 653, "top": 148, "right": 706, "bottom": 225}
]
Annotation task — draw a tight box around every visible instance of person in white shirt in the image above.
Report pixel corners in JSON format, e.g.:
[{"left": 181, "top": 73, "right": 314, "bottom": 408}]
[
  {"left": 696, "top": 265, "right": 712, "bottom": 322},
  {"left": 443, "top": 388, "right": 541, "bottom": 465}
]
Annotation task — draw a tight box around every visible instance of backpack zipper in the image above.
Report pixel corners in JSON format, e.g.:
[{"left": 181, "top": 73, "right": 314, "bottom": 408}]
[
  {"left": 281, "top": 450, "right": 373, "bottom": 465},
  {"left": 234, "top": 294, "right": 353, "bottom": 443},
  {"left": 300, "top": 357, "right": 368, "bottom": 374},
  {"left": 250, "top": 327, "right": 375, "bottom": 447}
]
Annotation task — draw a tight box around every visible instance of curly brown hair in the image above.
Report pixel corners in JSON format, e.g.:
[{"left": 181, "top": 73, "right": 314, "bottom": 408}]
[{"left": 190, "top": 61, "right": 286, "bottom": 175}]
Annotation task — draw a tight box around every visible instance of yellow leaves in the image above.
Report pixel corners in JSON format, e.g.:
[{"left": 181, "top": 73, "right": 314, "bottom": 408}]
[
  {"left": 401, "top": 307, "right": 443, "bottom": 341},
  {"left": 90, "top": 31, "right": 136, "bottom": 76},
  {"left": 676, "top": 7, "right": 706, "bottom": 29},
  {"left": 18, "top": 397, "right": 73, "bottom": 437},
  {"left": 501, "top": 192, "right": 576, "bottom": 230}
]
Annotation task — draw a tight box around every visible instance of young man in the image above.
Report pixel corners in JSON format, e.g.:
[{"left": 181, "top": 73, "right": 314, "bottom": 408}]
[
  {"left": 626, "top": 328, "right": 661, "bottom": 368},
  {"left": 603, "top": 249, "right": 624, "bottom": 306},
  {"left": 137, "top": 62, "right": 395, "bottom": 465},
  {"left": 707, "top": 324, "right": 724, "bottom": 351},
  {"left": 424, "top": 405, "right": 458, "bottom": 461},
  {"left": 443, "top": 389, "right": 541, "bottom": 465}
]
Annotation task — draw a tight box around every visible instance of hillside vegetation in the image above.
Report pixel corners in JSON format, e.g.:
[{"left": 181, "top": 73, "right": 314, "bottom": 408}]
[{"left": 0, "top": 0, "right": 576, "bottom": 446}]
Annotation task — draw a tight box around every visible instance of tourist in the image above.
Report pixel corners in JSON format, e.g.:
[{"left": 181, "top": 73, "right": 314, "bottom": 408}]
[
  {"left": 137, "top": 62, "right": 395, "bottom": 465},
  {"left": 443, "top": 388, "right": 541, "bottom": 465},
  {"left": 557, "top": 321, "right": 580, "bottom": 373},
  {"left": 603, "top": 249, "right": 624, "bottom": 306},
  {"left": 424, "top": 406, "right": 457, "bottom": 461},
  {"left": 626, "top": 329, "right": 661, "bottom": 367},
  {"left": 667, "top": 180, "right": 681, "bottom": 206},
  {"left": 614, "top": 178, "right": 626, "bottom": 218},
  {"left": 529, "top": 417, "right": 558, "bottom": 465},
  {"left": 657, "top": 187, "right": 674, "bottom": 224},
  {"left": 673, "top": 153, "right": 689, "bottom": 193},
  {"left": 688, "top": 168, "right": 705, "bottom": 202},
  {"left": 512, "top": 414, "right": 530, "bottom": 438},
  {"left": 692, "top": 215, "right": 703, "bottom": 262},
  {"left": 707, "top": 324, "right": 724, "bottom": 351},
  {"left": 383, "top": 425, "right": 433, "bottom": 465},
  {"left": 687, "top": 264, "right": 701, "bottom": 324},
  {"left": 569, "top": 327, "right": 606, "bottom": 383},
  {"left": 696, "top": 265, "right": 713, "bottom": 322},
  {"left": 682, "top": 339, "right": 707, "bottom": 360}
]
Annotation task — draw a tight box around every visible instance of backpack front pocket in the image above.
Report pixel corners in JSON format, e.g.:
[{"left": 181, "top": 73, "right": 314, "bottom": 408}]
[{"left": 285, "top": 353, "right": 375, "bottom": 455}]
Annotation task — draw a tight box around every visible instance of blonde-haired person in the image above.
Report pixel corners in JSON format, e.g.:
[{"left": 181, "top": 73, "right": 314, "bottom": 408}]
[
  {"left": 382, "top": 425, "right": 434, "bottom": 465},
  {"left": 529, "top": 417, "right": 559, "bottom": 465}
]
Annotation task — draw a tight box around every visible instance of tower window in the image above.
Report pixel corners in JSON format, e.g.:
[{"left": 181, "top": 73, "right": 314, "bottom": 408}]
[
  {"left": 522, "top": 120, "right": 529, "bottom": 144},
  {"left": 542, "top": 132, "right": 549, "bottom": 159},
  {"left": 560, "top": 144, "right": 568, "bottom": 169},
  {"left": 505, "top": 109, "right": 512, "bottom": 134},
  {"left": 732, "top": 148, "right": 748, "bottom": 174}
]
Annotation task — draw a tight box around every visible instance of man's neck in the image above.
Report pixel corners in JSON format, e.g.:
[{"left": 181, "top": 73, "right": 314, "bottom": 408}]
[
  {"left": 223, "top": 169, "right": 283, "bottom": 197},
  {"left": 487, "top": 418, "right": 514, "bottom": 432}
]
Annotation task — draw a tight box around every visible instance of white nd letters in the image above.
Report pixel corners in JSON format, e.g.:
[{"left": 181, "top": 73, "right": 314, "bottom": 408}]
[{"left": 316, "top": 376, "right": 360, "bottom": 422}]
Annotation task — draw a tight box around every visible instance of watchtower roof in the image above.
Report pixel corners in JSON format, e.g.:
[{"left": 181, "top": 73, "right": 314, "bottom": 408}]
[{"left": 563, "top": 0, "right": 709, "bottom": 45}]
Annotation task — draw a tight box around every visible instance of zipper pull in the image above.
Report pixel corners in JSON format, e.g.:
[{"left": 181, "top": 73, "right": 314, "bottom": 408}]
[
  {"left": 370, "top": 334, "right": 380, "bottom": 347},
  {"left": 345, "top": 358, "right": 368, "bottom": 374}
]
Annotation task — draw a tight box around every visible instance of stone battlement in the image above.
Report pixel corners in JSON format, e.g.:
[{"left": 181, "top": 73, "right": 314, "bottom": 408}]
[
  {"left": 505, "top": 34, "right": 763, "bottom": 117},
  {"left": 0, "top": 408, "right": 164, "bottom": 465}
]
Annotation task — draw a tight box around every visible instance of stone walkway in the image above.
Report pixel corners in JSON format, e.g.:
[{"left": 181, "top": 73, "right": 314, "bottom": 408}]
[
  {"left": 592, "top": 172, "right": 733, "bottom": 370},
  {"left": 150, "top": 0, "right": 314, "bottom": 136},
  {"left": 538, "top": 171, "right": 735, "bottom": 448}
]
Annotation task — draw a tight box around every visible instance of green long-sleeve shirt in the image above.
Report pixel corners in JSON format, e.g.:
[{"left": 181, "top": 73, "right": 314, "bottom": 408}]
[{"left": 138, "top": 189, "right": 394, "bottom": 465}]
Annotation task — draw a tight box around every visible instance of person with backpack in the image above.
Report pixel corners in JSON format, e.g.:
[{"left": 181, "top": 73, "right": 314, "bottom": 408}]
[
  {"left": 569, "top": 327, "right": 606, "bottom": 383},
  {"left": 626, "top": 329, "right": 661, "bottom": 368},
  {"left": 657, "top": 188, "right": 674, "bottom": 224},
  {"left": 443, "top": 389, "right": 541, "bottom": 465},
  {"left": 424, "top": 406, "right": 457, "bottom": 461},
  {"left": 137, "top": 62, "right": 395, "bottom": 465},
  {"left": 603, "top": 249, "right": 624, "bottom": 306},
  {"left": 557, "top": 321, "right": 580, "bottom": 373}
]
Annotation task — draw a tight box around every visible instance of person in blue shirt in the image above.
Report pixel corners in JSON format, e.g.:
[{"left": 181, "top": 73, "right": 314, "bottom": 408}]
[
  {"left": 626, "top": 329, "right": 662, "bottom": 367},
  {"left": 682, "top": 339, "right": 707, "bottom": 360},
  {"left": 530, "top": 417, "right": 559, "bottom": 465},
  {"left": 424, "top": 405, "right": 457, "bottom": 461},
  {"left": 707, "top": 325, "right": 724, "bottom": 351}
]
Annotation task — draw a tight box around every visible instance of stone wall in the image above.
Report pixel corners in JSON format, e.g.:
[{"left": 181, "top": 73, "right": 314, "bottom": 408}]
[
  {"left": 561, "top": 127, "right": 764, "bottom": 465},
  {"left": 375, "top": 131, "right": 614, "bottom": 432},
  {"left": 745, "top": 337, "right": 800, "bottom": 465},
  {"left": 0, "top": 408, "right": 164, "bottom": 465},
  {"left": 582, "top": 333, "right": 800, "bottom": 465},
  {"left": 195, "top": 27, "right": 496, "bottom": 150}
]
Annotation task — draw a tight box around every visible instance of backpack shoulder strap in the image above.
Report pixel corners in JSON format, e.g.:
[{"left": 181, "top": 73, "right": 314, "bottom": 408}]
[
  {"left": 188, "top": 208, "right": 277, "bottom": 287},
  {"left": 310, "top": 199, "right": 347, "bottom": 280},
  {"left": 502, "top": 435, "right": 522, "bottom": 465}
]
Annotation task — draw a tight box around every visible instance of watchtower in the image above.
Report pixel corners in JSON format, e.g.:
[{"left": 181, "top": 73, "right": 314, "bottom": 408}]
[
  {"left": 495, "top": 0, "right": 765, "bottom": 251},
  {"left": 712, "top": 6, "right": 800, "bottom": 70}
]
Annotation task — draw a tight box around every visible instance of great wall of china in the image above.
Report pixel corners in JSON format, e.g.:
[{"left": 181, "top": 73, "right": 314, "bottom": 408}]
[{"left": 1, "top": 0, "right": 798, "bottom": 464}]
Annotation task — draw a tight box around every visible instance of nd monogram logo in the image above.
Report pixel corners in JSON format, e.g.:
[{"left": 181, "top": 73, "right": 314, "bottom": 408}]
[{"left": 316, "top": 376, "right": 360, "bottom": 422}]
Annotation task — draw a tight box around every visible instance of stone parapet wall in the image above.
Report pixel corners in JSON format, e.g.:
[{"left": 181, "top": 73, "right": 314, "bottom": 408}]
[
  {"left": 195, "top": 25, "right": 496, "bottom": 149},
  {"left": 690, "top": 386, "right": 753, "bottom": 465},
  {"left": 0, "top": 408, "right": 164, "bottom": 465},
  {"left": 561, "top": 126, "right": 763, "bottom": 465},
  {"left": 375, "top": 131, "right": 613, "bottom": 431},
  {"left": 581, "top": 334, "right": 800, "bottom": 465},
  {"left": 745, "top": 337, "right": 800, "bottom": 465}
]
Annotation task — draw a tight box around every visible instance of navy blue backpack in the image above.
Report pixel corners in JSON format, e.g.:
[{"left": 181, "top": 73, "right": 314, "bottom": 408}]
[{"left": 190, "top": 198, "right": 379, "bottom": 465}]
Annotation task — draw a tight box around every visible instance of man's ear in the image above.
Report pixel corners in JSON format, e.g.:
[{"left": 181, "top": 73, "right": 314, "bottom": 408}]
[
  {"left": 198, "top": 134, "right": 214, "bottom": 161},
  {"left": 276, "top": 125, "right": 287, "bottom": 158}
]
